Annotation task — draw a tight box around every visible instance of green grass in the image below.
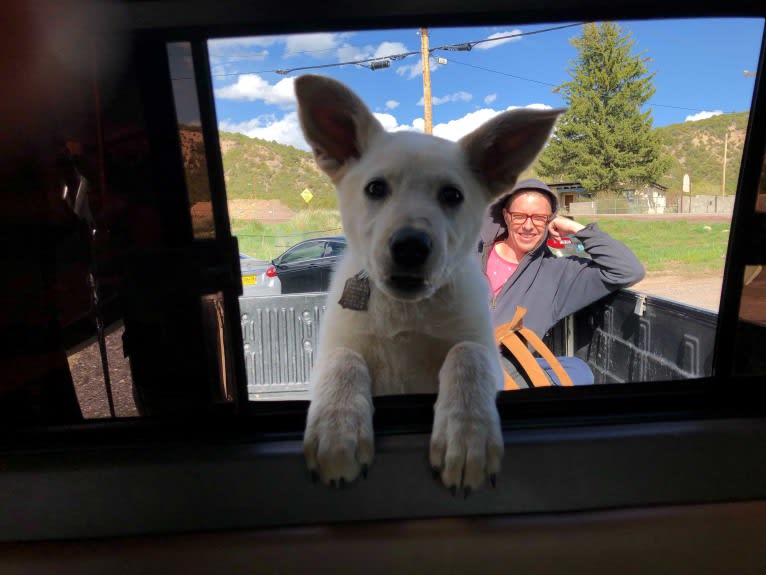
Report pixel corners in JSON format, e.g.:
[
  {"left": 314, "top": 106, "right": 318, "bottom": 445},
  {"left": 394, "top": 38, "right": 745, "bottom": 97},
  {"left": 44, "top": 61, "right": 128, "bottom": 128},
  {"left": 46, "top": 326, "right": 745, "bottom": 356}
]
[
  {"left": 586, "top": 217, "right": 731, "bottom": 275},
  {"left": 233, "top": 209, "right": 343, "bottom": 260},
  {"left": 233, "top": 210, "right": 731, "bottom": 275}
]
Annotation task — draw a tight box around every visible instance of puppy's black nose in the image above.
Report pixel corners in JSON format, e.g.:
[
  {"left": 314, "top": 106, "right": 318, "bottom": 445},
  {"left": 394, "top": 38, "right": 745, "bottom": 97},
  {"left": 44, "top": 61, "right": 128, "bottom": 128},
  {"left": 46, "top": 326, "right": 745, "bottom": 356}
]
[{"left": 390, "top": 228, "right": 432, "bottom": 268}]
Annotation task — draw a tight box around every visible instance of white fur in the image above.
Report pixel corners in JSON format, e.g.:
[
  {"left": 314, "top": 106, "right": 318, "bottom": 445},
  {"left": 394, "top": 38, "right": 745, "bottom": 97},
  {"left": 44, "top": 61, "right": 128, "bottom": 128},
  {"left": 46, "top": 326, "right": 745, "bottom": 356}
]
[{"left": 296, "top": 74, "right": 561, "bottom": 491}]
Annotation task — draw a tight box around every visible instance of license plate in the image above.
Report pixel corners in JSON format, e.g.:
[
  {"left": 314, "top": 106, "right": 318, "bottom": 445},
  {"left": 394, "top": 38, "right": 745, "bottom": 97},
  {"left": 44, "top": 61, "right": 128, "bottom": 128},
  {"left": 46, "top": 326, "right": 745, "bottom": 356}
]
[{"left": 242, "top": 275, "right": 257, "bottom": 286}]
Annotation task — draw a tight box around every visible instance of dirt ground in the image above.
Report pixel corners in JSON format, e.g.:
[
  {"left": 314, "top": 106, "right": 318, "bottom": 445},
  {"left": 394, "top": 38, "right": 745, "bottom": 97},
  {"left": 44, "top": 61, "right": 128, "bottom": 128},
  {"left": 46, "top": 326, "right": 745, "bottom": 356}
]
[
  {"left": 228, "top": 199, "right": 294, "bottom": 222},
  {"left": 66, "top": 272, "right": 725, "bottom": 420},
  {"left": 630, "top": 273, "right": 722, "bottom": 311}
]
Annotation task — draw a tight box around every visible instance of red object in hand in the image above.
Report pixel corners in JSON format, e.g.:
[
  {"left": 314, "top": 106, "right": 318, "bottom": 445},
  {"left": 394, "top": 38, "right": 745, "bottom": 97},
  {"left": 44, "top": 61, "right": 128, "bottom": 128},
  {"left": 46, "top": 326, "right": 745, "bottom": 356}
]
[{"left": 547, "top": 236, "right": 572, "bottom": 249}]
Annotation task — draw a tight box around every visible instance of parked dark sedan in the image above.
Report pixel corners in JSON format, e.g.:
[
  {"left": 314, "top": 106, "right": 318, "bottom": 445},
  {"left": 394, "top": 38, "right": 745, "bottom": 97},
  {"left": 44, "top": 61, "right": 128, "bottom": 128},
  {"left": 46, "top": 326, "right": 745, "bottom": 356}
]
[{"left": 267, "top": 236, "right": 347, "bottom": 294}]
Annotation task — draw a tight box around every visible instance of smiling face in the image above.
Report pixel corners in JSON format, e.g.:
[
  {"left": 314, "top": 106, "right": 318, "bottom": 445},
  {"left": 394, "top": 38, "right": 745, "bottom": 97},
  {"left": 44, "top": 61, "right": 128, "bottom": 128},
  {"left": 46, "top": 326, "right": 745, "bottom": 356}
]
[{"left": 502, "top": 191, "right": 553, "bottom": 260}]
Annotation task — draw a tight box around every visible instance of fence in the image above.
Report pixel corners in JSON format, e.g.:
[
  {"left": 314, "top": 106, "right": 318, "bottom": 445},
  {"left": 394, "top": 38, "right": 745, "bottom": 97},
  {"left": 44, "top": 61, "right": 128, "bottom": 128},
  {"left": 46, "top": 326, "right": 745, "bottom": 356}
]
[
  {"left": 568, "top": 195, "right": 734, "bottom": 216},
  {"left": 680, "top": 195, "right": 735, "bottom": 215}
]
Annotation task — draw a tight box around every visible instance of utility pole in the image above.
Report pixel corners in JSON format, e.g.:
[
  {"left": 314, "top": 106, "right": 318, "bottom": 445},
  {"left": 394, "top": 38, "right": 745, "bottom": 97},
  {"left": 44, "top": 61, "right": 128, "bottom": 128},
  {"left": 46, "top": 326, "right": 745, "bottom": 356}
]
[
  {"left": 420, "top": 27, "right": 433, "bottom": 134},
  {"left": 721, "top": 130, "right": 729, "bottom": 197}
]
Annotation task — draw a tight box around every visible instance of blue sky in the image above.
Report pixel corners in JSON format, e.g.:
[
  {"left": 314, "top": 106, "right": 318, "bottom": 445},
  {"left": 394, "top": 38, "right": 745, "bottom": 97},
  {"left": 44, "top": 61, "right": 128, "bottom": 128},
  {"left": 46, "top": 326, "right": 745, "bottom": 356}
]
[{"left": 204, "top": 18, "right": 763, "bottom": 151}]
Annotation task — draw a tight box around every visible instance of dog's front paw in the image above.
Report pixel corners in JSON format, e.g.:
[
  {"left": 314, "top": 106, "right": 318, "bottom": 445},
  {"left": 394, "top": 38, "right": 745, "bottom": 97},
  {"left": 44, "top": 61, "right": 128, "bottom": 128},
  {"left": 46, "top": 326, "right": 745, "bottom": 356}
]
[
  {"left": 303, "top": 349, "right": 374, "bottom": 486},
  {"left": 303, "top": 398, "right": 374, "bottom": 486},
  {"left": 429, "top": 342, "right": 504, "bottom": 494},
  {"left": 429, "top": 402, "right": 503, "bottom": 495}
]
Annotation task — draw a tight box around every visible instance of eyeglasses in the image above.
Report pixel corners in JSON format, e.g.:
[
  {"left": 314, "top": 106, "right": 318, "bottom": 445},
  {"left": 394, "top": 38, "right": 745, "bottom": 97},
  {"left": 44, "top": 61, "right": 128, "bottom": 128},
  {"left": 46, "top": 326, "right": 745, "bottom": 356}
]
[{"left": 506, "top": 211, "right": 552, "bottom": 227}]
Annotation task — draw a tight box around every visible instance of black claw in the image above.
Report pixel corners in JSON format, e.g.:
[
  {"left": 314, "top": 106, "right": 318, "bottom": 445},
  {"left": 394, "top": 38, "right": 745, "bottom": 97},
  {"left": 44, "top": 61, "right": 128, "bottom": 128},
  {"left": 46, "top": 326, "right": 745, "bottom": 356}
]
[
  {"left": 464, "top": 487, "right": 472, "bottom": 499},
  {"left": 450, "top": 485, "right": 457, "bottom": 497},
  {"left": 431, "top": 467, "right": 440, "bottom": 480},
  {"left": 310, "top": 470, "right": 319, "bottom": 484},
  {"left": 339, "top": 478, "right": 347, "bottom": 489},
  {"left": 361, "top": 465, "right": 368, "bottom": 479},
  {"left": 490, "top": 474, "right": 497, "bottom": 488}
]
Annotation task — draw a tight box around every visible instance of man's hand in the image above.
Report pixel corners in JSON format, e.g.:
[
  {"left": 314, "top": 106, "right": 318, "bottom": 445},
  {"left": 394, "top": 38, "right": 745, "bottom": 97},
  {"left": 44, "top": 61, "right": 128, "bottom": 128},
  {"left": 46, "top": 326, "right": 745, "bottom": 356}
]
[{"left": 548, "top": 216, "right": 585, "bottom": 240}]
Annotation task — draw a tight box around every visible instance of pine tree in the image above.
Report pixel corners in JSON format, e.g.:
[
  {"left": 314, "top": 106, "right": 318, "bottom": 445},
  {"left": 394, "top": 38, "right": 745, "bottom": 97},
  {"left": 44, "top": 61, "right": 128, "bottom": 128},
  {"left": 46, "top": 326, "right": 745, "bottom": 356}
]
[{"left": 538, "top": 23, "right": 670, "bottom": 193}]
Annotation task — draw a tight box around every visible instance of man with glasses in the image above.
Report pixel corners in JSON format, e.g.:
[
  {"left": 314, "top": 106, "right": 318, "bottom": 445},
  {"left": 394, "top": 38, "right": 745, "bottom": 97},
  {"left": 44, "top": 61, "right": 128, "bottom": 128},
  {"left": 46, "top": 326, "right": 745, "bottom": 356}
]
[{"left": 480, "top": 178, "right": 644, "bottom": 385}]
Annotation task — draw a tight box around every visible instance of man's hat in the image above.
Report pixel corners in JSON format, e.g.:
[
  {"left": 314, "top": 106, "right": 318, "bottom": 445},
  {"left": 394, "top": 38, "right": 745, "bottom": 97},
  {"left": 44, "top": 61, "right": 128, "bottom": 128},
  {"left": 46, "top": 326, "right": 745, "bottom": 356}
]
[{"left": 490, "top": 178, "right": 559, "bottom": 225}]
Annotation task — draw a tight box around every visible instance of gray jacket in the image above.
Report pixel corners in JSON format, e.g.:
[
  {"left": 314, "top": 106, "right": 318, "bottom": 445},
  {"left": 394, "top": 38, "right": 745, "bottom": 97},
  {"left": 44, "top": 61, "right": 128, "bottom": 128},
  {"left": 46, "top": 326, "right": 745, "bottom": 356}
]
[{"left": 480, "top": 211, "right": 645, "bottom": 338}]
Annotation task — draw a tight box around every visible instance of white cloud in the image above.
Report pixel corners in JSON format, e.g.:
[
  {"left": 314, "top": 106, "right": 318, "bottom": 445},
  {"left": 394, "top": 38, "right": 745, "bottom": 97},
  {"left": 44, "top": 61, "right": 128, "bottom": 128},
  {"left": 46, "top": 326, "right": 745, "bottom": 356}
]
[
  {"left": 284, "top": 33, "right": 341, "bottom": 58},
  {"left": 396, "top": 56, "right": 443, "bottom": 79},
  {"left": 371, "top": 112, "right": 421, "bottom": 133},
  {"left": 417, "top": 91, "right": 473, "bottom": 106},
  {"left": 385, "top": 100, "right": 400, "bottom": 110},
  {"left": 484, "top": 93, "right": 497, "bottom": 105},
  {"left": 336, "top": 40, "right": 411, "bottom": 70},
  {"left": 474, "top": 30, "right": 523, "bottom": 50},
  {"left": 209, "top": 50, "right": 269, "bottom": 76},
  {"left": 207, "top": 37, "right": 274, "bottom": 75},
  {"left": 685, "top": 110, "right": 723, "bottom": 122},
  {"left": 218, "top": 102, "right": 555, "bottom": 152},
  {"left": 208, "top": 37, "right": 280, "bottom": 52},
  {"left": 433, "top": 103, "right": 554, "bottom": 141},
  {"left": 219, "top": 112, "right": 309, "bottom": 150},
  {"left": 396, "top": 60, "right": 422, "bottom": 79},
  {"left": 374, "top": 41, "right": 409, "bottom": 59},
  {"left": 432, "top": 109, "right": 500, "bottom": 141},
  {"left": 373, "top": 113, "right": 403, "bottom": 132},
  {"left": 214, "top": 75, "right": 296, "bottom": 107},
  {"left": 337, "top": 43, "right": 373, "bottom": 62},
  {"left": 506, "top": 103, "right": 553, "bottom": 111}
]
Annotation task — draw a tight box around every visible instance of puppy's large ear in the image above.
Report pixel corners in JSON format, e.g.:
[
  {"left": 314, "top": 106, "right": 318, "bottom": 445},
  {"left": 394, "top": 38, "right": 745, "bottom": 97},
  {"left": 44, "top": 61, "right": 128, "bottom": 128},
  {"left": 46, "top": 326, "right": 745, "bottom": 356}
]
[
  {"left": 295, "top": 74, "right": 384, "bottom": 182},
  {"left": 459, "top": 108, "right": 564, "bottom": 198}
]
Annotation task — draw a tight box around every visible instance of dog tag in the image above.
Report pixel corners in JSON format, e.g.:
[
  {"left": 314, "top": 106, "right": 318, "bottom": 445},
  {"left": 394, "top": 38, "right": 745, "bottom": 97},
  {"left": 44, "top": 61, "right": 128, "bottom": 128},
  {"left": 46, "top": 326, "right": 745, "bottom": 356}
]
[{"left": 338, "top": 271, "right": 370, "bottom": 311}]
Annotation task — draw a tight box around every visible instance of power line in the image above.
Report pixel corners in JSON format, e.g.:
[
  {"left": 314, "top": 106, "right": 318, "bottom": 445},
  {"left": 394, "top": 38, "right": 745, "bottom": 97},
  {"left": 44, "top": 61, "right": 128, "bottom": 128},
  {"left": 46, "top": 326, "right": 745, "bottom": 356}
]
[
  {"left": 273, "top": 51, "right": 418, "bottom": 75},
  {"left": 432, "top": 22, "right": 583, "bottom": 52},
  {"left": 194, "top": 23, "right": 728, "bottom": 116},
  {"left": 206, "top": 22, "right": 584, "bottom": 78},
  {"left": 650, "top": 103, "right": 722, "bottom": 112},
  {"left": 442, "top": 57, "right": 558, "bottom": 87},
  {"left": 437, "top": 58, "right": 715, "bottom": 113}
]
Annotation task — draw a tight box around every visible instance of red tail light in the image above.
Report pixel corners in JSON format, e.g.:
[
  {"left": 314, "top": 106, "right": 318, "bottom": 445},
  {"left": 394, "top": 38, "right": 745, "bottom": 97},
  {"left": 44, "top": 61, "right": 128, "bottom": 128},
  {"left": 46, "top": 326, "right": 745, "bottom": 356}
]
[{"left": 266, "top": 265, "right": 277, "bottom": 278}]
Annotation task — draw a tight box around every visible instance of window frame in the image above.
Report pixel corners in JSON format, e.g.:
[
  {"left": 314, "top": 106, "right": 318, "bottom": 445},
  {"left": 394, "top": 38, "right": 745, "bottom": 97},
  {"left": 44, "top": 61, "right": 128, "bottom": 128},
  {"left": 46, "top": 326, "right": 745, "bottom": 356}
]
[
  {"left": 87, "top": 7, "right": 766, "bottom": 423},
  {"left": 2, "top": 0, "right": 766, "bottom": 545}
]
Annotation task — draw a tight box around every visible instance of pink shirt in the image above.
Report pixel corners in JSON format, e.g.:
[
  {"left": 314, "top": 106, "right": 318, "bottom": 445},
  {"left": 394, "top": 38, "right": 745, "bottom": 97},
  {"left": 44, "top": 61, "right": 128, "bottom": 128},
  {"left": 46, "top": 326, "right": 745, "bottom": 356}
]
[{"left": 487, "top": 244, "right": 518, "bottom": 296}]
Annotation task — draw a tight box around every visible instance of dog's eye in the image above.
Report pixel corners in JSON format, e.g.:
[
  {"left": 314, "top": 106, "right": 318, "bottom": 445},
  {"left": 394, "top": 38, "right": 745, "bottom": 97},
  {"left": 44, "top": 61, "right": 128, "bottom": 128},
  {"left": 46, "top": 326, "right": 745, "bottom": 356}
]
[
  {"left": 364, "top": 179, "right": 389, "bottom": 200},
  {"left": 438, "top": 186, "right": 464, "bottom": 207}
]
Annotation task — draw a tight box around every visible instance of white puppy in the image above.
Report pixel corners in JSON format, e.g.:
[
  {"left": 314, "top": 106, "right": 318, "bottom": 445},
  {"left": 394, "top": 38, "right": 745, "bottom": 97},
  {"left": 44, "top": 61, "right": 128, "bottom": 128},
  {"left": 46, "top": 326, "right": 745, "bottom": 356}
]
[{"left": 296, "top": 74, "right": 561, "bottom": 493}]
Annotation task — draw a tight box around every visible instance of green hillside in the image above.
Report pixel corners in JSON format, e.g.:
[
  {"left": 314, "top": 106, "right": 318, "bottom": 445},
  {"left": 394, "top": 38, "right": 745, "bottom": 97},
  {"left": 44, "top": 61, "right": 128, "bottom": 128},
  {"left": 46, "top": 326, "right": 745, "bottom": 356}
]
[
  {"left": 654, "top": 111, "right": 749, "bottom": 196},
  {"left": 181, "top": 111, "right": 751, "bottom": 214},
  {"left": 219, "top": 131, "right": 337, "bottom": 210}
]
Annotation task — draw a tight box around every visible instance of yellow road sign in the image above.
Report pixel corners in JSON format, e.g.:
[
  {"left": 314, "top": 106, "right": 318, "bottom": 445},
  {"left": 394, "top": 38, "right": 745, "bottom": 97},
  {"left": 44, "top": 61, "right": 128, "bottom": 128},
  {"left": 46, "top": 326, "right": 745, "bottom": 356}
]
[{"left": 301, "top": 188, "right": 314, "bottom": 203}]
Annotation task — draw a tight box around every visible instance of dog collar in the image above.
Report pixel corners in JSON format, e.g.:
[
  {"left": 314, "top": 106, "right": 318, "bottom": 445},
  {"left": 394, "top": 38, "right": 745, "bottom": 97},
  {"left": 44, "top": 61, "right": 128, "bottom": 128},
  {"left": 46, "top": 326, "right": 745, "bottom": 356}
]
[{"left": 338, "top": 270, "right": 370, "bottom": 311}]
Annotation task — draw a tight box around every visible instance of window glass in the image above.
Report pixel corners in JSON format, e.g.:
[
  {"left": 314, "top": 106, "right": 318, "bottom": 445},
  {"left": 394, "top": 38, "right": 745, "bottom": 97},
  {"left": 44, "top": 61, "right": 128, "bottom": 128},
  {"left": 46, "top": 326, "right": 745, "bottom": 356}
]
[
  {"left": 326, "top": 241, "right": 346, "bottom": 257},
  {"left": 63, "top": 42, "right": 235, "bottom": 421},
  {"left": 207, "top": 19, "right": 764, "bottom": 401},
  {"left": 167, "top": 42, "right": 217, "bottom": 240},
  {"left": 734, "top": 150, "right": 766, "bottom": 376},
  {"left": 59, "top": 53, "right": 167, "bottom": 422},
  {"left": 757, "top": 151, "right": 766, "bottom": 213},
  {"left": 280, "top": 242, "right": 325, "bottom": 263}
]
